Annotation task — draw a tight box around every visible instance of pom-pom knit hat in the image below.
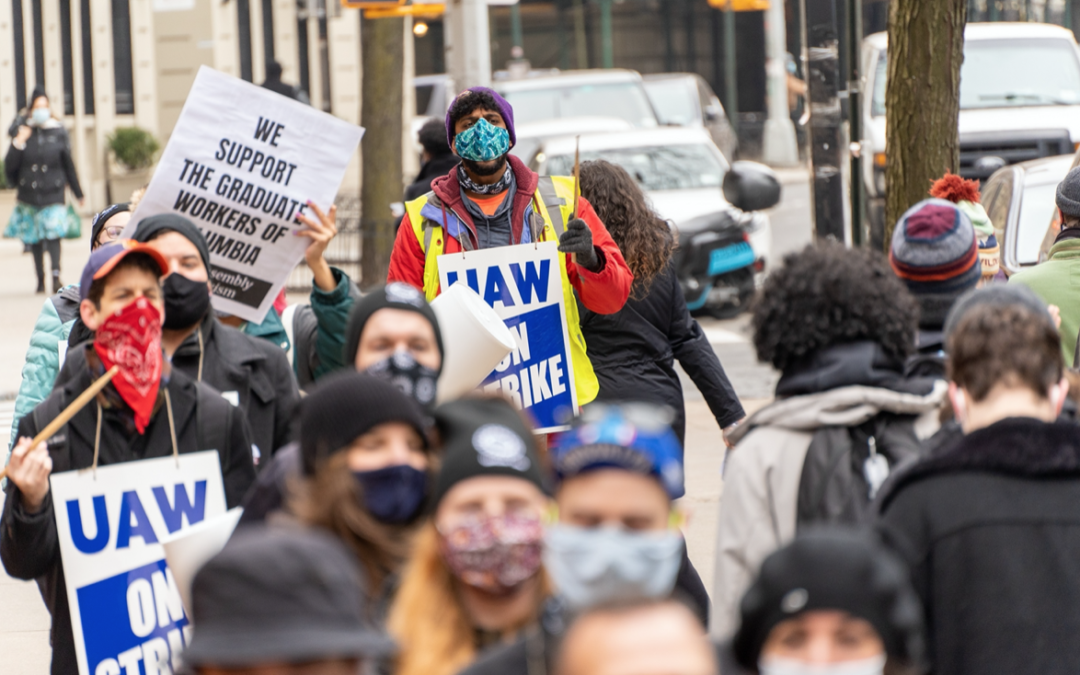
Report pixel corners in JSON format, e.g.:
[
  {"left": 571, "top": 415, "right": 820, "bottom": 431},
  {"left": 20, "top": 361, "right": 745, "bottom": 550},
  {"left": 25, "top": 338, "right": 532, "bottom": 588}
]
[{"left": 930, "top": 172, "right": 999, "bottom": 279}]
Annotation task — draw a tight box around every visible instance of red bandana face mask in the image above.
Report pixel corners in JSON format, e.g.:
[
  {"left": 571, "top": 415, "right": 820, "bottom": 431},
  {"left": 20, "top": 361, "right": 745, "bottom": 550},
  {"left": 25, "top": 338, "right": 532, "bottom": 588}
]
[{"left": 93, "top": 297, "right": 163, "bottom": 434}]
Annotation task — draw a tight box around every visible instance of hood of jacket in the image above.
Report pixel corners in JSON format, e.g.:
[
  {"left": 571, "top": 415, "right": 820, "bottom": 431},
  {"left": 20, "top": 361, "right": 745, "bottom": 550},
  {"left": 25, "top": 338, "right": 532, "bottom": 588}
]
[
  {"left": 429, "top": 153, "right": 539, "bottom": 248},
  {"left": 877, "top": 417, "right": 1080, "bottom": 511},
  {"left": 732, "top": 342, "right": 946, "bottom": 444}
]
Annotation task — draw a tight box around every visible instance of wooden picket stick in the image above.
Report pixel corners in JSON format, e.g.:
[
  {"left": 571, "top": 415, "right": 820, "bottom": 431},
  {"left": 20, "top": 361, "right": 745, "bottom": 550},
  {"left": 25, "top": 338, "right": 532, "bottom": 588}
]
[
  {"left": 0, "top": 365, "right": 119, "bottom": 481},
  {"left": 571, "top": 135, "right": 581, "bottom": 266}
]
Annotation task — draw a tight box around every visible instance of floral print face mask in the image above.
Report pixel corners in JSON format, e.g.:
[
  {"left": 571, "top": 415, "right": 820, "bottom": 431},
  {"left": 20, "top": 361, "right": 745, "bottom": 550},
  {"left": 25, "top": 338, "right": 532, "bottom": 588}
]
[
  {"left": 439, "top": 511, "right": 543, "bottom": 594},
  {"left": 454, "top": 118, "right": 511, "bottom": 162}
]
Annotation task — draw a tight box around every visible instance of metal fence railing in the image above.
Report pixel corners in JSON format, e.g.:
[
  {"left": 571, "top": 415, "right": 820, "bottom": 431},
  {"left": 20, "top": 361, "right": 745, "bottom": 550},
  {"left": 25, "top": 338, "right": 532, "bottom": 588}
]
[{"left": 286, "top": 192, "right": 362, "bottom": 293}]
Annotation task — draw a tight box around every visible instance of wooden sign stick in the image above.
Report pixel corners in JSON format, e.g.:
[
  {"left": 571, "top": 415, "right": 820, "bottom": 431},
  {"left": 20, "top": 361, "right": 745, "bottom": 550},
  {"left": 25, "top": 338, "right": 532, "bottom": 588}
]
[
  {"left": 0, "top": 365, "right": 120, "bottom": 482},
  {"left": 571, "top": 135, "right": 581, "bottom": 265}
]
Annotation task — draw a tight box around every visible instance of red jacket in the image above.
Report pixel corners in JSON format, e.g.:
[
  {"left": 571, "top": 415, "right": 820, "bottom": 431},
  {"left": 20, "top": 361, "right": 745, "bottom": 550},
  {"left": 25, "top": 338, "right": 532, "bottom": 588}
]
[{"left": 387, "top": 155, "right": 633, "bottom": 315}]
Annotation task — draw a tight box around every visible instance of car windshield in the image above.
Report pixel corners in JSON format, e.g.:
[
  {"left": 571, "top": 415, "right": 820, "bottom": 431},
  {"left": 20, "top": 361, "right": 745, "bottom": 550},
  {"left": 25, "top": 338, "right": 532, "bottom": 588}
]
[
  {"left": 502, "top": 82, "right": 659, "bottom": 128},
  {"left": 643, "top": 80, "right": 698, "bottom": 125},
  {"left": 870, "top": 38, "right": 1080, "bottom": 114},
  {"left": 546, "top": 143, "right": 726, "bottom": 190},
  {"left": 1017, "top": 182, "right": 1059, "bottom": 264}
]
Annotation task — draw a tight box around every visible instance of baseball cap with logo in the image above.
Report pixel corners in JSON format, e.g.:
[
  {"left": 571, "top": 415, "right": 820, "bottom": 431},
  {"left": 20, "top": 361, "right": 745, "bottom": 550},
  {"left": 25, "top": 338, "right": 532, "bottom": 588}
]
[
  {"left": 79, "top": 240, "right": 170, "bottom": 302},
  {"left": 430, "top": 396, "right": 548, "bottom": 508},
  {"left": 550, "top": 403, "right": 686, "bottom": 499}
]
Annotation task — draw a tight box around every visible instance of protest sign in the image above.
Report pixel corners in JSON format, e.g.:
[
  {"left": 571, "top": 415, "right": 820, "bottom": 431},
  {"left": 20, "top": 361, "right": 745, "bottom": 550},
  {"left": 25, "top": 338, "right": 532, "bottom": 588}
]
[
  {"left": 438, "top": 241, "right": 577, "bottom": 431},
  {"left": 51, "top": 452, "right": 227, "bottom": 675},
  {"left": 123, "top": 66, "right": 364, "bottom": 323},
  {"left": 162, "top": 506, "right": 244, "bottom": 616}
]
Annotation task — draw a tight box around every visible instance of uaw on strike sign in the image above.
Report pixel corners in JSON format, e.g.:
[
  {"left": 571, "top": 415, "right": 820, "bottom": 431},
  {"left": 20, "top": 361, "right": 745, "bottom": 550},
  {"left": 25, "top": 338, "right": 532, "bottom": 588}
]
[
  {"left": 125, "top": 66, "right": 364, "bottom": 324},
  {"left": 439, "top": 241, "right": 578, "bottom": 432},
  {"left": 51, "top": 452, "right": 227, "bottom": 675}
]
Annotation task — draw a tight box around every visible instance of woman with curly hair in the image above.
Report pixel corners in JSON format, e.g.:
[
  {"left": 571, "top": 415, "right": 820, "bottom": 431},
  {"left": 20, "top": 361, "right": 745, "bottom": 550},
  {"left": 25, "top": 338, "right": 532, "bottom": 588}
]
[
  {"left": 577, "top": 159, "right": 744, "bottom": 450},
  {"left": 710, "top": 242, "right": 947, "bottom": 641}
]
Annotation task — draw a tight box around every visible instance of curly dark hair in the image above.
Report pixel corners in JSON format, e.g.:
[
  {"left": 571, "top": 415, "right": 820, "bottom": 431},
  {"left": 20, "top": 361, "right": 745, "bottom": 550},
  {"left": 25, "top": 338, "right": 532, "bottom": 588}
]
[
  {"left": 579, "top": 159, "right": 676, "bottom": 299},
  {"left": 447, "top": 89, "right": 502, "bottom": 140},
  {"left": 752, "top": 242, "right": 918, "bottom": 372},
  {"left": 418, "top": 118, "right": 451, "bottom": 156}
]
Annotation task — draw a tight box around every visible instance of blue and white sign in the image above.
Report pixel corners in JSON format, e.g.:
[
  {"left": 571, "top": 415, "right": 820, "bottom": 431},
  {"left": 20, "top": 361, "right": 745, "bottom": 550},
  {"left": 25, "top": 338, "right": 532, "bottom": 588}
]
[
  {"left": 50, "top": 452, "right": 227, "bottom": 675},
  {"left": 438, "top": 241, "right": 578, "bottom": 432}
]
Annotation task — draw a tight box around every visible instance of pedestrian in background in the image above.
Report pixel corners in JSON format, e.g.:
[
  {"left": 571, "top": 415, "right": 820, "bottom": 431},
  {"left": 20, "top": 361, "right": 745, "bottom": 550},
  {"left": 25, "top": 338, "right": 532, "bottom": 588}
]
[
  {"left": 260, "top": 60, "right": 310, "bottom": 105},
  {"left": 7, "top": 202, "right": 130, "bottom": 454},
  {"left": 288, "top": 372, "right": 436, "bottom": 625},
  {"left": 577, "top": 159, "right": 744, "bottom": 448},
  {"left": 182, "top": 526, "right": 395, "bottom": 675},
  {"left": 4, "top": 87, "right": 84, "bottom": 294},
  {"left": 725, "top": 528, "right": 925, "bottom": 675},
  {"left": 389, "top": 397, "right": 550, "bottom": 675},
  {"left": 405, "top": 118, "right": 460, "bottom": 201},
  {"left": 877, "top": 295, "right": 1080, "bottom": 675},
  {"left": 712, "top": 243, "right": 944, "bottom": 639},
  {"left": 1010, "top": 166, "right": 1080, "bottom": 367}
]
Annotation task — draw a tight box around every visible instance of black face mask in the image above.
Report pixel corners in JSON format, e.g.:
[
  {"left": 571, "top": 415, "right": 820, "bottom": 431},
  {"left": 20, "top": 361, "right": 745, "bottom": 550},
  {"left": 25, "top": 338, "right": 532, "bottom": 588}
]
[
  {"left": 162, "top": 273, "right": 211, "bottom": 330},
  {"left": 363, "top": 350, "right": 438, "bottom": 412}
]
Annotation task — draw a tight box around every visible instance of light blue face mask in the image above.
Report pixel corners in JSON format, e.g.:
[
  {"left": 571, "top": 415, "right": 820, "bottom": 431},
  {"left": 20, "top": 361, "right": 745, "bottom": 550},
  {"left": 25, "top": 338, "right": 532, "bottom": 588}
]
[
  {"left": 31, "top": 108, "right": 51, "bottom": 126},
  {"left": 455, "top": 118, "right": 511, "bottom": 162},
  {"left": 543, "top": 524, "right": 683, "bottom": 610}
]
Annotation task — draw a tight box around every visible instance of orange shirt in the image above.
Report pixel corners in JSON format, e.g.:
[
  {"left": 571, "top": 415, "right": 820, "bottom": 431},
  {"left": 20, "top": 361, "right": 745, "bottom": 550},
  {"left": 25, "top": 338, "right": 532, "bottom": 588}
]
[{"left": 469, "top": 191, "right": 508, "bottom": 216}]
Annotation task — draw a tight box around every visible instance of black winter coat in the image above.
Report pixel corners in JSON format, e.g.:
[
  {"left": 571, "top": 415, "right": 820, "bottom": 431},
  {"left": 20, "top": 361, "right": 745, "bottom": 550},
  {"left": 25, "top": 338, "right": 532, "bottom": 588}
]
[
  {"left": 5, "top": 124, "right": 83, "bottom": 207},
  {"left": 579, "top": 264, "right": 743, "bottom": 446},
  {"left": 0, "top": 346, "right": 255, "bottom": 675},
  {"left": 876, "top": 417, "right": 1080, "bottom": 675},
  {"left": 404, "top": 154, "right": 460, "bottom": 202},
  {"left": 169, "top": 315, "right": 300, "bottom": 458}
]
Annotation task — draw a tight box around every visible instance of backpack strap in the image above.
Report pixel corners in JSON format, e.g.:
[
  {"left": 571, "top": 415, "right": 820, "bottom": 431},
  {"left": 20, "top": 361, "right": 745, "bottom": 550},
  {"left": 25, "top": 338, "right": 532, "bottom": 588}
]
[
  {"left": 537, "top": 176, "right": 568, "bottom": 238},
  {"left": 31, "top": 390, "right": 68, "bottom": 468}
]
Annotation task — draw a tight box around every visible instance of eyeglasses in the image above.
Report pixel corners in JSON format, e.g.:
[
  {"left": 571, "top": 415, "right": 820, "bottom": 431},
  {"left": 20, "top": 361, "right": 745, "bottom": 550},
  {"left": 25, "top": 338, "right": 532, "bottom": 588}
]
[{"left": 99, "top": 225, "right": 125, "bottom": 243}]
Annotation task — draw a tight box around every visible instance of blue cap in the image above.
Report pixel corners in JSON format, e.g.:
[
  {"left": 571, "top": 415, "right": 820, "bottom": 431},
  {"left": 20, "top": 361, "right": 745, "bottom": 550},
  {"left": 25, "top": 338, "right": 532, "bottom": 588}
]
[{"left": 550, "top": 403, "right": 685, "bottom": 499}]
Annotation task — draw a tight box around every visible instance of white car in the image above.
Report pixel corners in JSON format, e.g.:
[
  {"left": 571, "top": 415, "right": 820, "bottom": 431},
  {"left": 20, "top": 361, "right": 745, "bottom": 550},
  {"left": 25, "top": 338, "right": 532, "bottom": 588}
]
[
  {"left": 862, "top": 23, "right": 1080, "bottom": 244},
  {"left": 510, "top": 116, "right": 635, "bottom": 167},
  {"left": 494, "top": 69, "right": 660, "bottom": 129},
  {"left": 532, "top": 127, "right": 771, "bottom": 268}
]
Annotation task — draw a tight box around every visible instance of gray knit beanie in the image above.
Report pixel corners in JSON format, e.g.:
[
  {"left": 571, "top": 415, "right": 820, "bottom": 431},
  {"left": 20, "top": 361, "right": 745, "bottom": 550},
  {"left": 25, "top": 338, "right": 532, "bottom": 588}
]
[{"left": 1056, "top": 167, "right": 1080, "bottom": 218}]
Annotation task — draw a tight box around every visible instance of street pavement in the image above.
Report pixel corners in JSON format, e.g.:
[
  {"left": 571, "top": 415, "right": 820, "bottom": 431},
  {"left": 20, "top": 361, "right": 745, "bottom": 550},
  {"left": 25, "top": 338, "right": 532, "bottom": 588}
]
[{"left": 0, "top": 168, "right": 812, "bottom": 672}]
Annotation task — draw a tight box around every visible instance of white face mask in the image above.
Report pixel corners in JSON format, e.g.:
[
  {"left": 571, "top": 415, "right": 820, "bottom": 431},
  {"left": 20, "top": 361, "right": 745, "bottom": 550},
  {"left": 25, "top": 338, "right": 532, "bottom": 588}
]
[{"left": 758, "top": 655, "right": 886, "bottom": 675}]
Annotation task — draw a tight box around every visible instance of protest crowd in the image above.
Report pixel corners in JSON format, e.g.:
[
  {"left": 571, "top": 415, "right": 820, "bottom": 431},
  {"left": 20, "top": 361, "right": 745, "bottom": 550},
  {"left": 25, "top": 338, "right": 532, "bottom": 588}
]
[{"left": 7, "top": 79, "right": 1080, "bottom": 675}]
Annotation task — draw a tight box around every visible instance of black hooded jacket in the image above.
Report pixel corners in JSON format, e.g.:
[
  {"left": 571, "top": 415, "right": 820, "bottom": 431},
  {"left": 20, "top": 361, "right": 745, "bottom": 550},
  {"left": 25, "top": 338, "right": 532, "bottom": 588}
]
[
  {"left": 1, "top": 345, "right": 255, "bottom": 675},
  {"left": 580, "top": 264, "right": 743, "bottom": 446},
  {"left": 876, "top": 417, "right": 1080, "bottom": 675}
]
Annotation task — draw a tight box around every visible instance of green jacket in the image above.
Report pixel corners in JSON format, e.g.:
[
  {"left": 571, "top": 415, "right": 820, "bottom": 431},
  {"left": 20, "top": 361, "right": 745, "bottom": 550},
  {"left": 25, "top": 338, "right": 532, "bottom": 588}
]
[
  {"left": 1009, "top": 238, "right": 1080, "bottom": 367},
  {"left": 241, "top": 266, "right": 360, "bottom": 387}
]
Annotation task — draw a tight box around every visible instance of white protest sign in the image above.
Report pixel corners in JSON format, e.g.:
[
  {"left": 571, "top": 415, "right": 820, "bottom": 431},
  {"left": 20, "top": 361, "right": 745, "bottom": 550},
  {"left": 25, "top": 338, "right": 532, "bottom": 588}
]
[
  {"left": 124, "top": 66, "right": 364, "bottom": 324},
  {"left": 161, "top": 506, "right": 243, "bottom": 616},
  {"left": 438, "top": 241, "right": 578, "bottom": 432},
  {"left": 51, "top": 451, "right": 228, "bottom": 675}
]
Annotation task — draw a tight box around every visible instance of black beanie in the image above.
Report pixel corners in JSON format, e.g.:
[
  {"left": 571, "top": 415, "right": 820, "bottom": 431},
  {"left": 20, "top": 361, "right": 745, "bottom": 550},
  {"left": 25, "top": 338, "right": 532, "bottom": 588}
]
[
  {"left": 1057, "top": 166, "right": 1080, "bottom": 218},
  {"left": 430, "top": 397, "right": 547, "bottom": 508},
  {"left": 732, "top": 527, "right": 925, "bottom": 671},
  {"left": 90, "top": 202, "right": 130, "bottom": 250},
  {"left": 131, "top": 213, "right": 212, "bottom": 272},
  {"left": 343, "top": 283, "right": 444, "bottom": 373},
  {"left": 300, "top": 371, "right": 429, "bottom": 476}
]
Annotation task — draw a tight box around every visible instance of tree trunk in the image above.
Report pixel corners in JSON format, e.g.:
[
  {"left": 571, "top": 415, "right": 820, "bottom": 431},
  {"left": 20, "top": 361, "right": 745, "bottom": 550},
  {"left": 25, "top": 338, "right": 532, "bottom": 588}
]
[
  {"left": 884, "top": 0, "right": 967, "bottom": 249},
  {"left": 360, "top": 15, "right": 405, "bottom": 288}
]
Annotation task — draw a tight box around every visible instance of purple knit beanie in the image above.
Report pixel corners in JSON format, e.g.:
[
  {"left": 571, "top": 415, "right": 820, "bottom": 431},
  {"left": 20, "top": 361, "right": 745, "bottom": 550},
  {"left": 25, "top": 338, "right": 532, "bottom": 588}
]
[{"left": 445, "top": 87, "right": 516, "bottom": 149}]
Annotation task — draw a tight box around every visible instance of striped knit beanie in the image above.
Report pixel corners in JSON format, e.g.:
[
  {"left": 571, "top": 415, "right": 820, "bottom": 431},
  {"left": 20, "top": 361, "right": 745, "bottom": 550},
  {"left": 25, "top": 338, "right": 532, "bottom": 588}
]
[{"left": 890, "top": 198, "right": 980, "bottom": 329}]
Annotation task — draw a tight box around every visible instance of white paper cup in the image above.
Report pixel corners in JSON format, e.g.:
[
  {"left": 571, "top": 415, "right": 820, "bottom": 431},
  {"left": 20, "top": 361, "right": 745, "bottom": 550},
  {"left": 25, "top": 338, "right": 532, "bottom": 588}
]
[
  {"left": 161, "top": 506, "right": 244, "bottom": 616},
  {"left": 431, "top": 283, "right": 516, "bottom": 403}
]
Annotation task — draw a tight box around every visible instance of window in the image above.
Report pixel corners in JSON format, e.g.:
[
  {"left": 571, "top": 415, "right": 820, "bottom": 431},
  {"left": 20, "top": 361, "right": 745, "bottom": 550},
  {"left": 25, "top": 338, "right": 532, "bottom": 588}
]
[
  {"left": 547, "top": 143, "right": 727, "bottom": 191},
  {"left": 960, "top": 39, "right": 1080, "bottom": 110},
  {"left": 32, "top": 0, "right": 44, "bottom": 88},
  {"left": 12, "top": 0, "right": 26, "bottom": 109},
  {"left": 502, "top": 82, "right": 659, "bottom": 128},
  {"left": 261, "top": 0, "right": 274, "bottom": 63},
  {"left": 81, "top": 0, "right": 94, "bottom": 114},
  {"left": 1016, "top": 182, "right": 1059, "bottom": 265},
  {"left": 643, "top": 79, "right": 698, "bottom": 126},
  {"left": 112, "top": 0, "right": 134, "bottom": 114},
  {"left": 60, "top": 0, "right": 74, "bottom": 114}
]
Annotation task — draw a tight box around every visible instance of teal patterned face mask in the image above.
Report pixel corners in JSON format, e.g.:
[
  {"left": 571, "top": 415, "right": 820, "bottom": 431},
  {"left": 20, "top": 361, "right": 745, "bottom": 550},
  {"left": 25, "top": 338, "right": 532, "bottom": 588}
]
[{"left": 455, "top": 118, "right": 511, "bottom": 162}]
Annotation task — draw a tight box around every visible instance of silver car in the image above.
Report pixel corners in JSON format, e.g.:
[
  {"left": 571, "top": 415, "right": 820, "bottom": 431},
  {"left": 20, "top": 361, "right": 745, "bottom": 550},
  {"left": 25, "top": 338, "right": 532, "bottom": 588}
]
[{"left": 643, "top": 73, "right": 738, "bottom": 162}]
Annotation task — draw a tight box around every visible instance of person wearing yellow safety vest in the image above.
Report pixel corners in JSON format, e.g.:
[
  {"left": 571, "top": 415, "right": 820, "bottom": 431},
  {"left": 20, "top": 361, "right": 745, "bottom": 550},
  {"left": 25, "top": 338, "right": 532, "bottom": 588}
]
[{"left": 388, "top": 87, "right": 634, "bottom": 407}]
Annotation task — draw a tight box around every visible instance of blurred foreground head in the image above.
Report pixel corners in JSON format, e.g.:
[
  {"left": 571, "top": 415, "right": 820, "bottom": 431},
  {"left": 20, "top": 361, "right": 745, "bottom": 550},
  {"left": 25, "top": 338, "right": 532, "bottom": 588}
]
[
  {"left": 555, "top": 598, "right": 715, "bottom": 675},
  {"left": 733, "top": 528, "right": 924, "bottom": 675},
  {"left": 184, "top": 526, "right": 395, "bottom": 674},
  {"left": 752, "top": 242, "right": 918, "bottom": 373}
]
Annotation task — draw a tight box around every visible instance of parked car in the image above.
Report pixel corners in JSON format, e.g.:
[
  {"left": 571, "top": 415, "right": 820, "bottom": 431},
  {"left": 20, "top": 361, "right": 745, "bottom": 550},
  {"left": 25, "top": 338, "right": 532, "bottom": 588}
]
[
  {"left": 510, "top": 116, "right": 634, "bottom": 166},
  {"left": 643, "top": 73, "right": 738, "bottom": 162},
  {"left": 862, "top": 23, "right": 1080, "bottom": 247},
  {"left": 980, "top": 154, "right": 1073, "bottom": 275},
  {"left": 533, "top": 128, "right": 776, "bottom": 316},
  {"left": 415, "top": 74, "right": 454, "bottom": 119},
  {"left": 494, "top": 69, "right": 660, "bottom": 129}
]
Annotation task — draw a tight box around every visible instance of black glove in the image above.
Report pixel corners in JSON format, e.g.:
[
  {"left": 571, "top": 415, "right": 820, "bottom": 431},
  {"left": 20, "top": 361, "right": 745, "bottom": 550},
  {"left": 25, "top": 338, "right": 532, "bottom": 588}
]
[{"left": 558, "top": 218, "right": 600, "bottom": 271}]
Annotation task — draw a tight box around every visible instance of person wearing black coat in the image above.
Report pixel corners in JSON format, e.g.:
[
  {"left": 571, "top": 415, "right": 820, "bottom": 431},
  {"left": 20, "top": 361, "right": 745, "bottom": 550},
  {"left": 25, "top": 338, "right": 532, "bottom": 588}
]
[
  {"left": 4, "top": 88, "right": 84, "bottom": 293},
  {"left": 130, "top": 214, "right": 301, "bottom": 460},
  {"left": 1, "top": 345, "right": 256, "bottom": 675},
  {"left": 577, "top": 160, "right": 744, "bottom": 447},
  {"left": 404, "top": 118, "right": 461, "bottom": 202},
  {"left": 876, "top": 298, "right": 1080, "bottom": 675},
  {"left": 261, "top": 60, "right": 310, "bottom": 104}
]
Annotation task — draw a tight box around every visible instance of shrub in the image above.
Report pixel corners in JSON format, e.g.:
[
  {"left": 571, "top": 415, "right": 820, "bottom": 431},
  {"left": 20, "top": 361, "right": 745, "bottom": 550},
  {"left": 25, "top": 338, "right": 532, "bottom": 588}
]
[{"left": 107, "top": 126, "right": 159, "bottom": 171}]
